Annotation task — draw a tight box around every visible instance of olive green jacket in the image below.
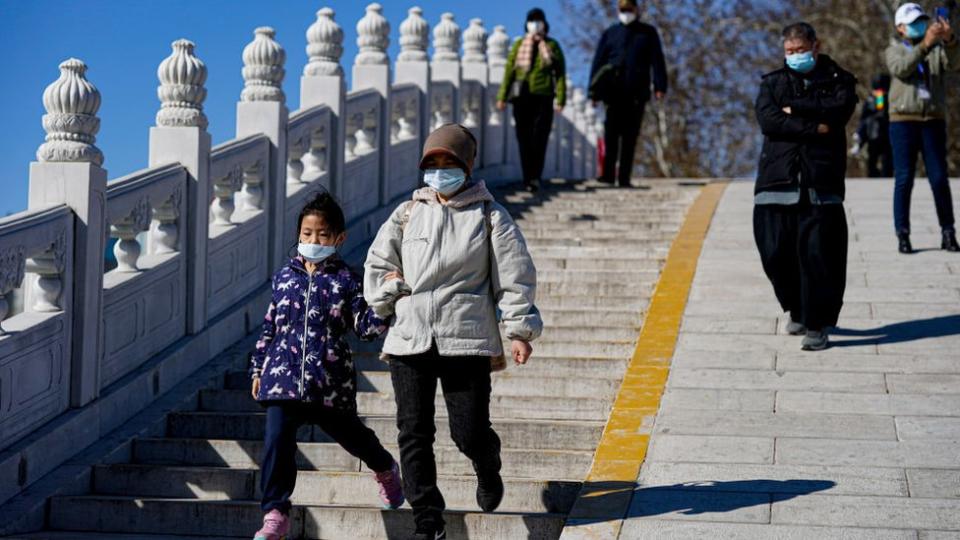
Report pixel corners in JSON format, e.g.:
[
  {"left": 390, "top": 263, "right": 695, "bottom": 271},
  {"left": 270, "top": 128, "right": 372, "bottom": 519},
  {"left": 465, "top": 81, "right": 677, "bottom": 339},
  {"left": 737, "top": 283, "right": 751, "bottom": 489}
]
[
  {"left": 885, "top": 37, "right": 960, "bottom": 121},
  {"left": 496, "top": 37, "right": 567, "bottom": 106}
]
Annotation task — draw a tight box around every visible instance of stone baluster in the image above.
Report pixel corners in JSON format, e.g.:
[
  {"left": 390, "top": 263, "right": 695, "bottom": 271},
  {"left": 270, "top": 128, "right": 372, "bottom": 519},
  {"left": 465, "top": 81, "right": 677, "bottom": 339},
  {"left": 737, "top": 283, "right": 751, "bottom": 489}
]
[
  {"left": 431, "top": 13, "right": 462, "bottom": 126},
  {"left": 585, "top": 106, "right": 598, "bottom": 178},
  {"left": 240, "top": 161, "right": 265, "bottom": 212},
  {"left": 24, "top": 234, "right": 64, "bottom": 313},
  {"left": 352, "top": 2, "right": 391, "bottom": 204},
  {"left": 396, "top": 7, "right": 431, "bottom": 150},
  {"left": 151, "top": 185, "right": 182, "bottom": 255},
  {"left": 0, "top": 247, "right": 26, "bottom": 336},
  {"left": 572, "top": 87, "right": 588, "bottom": 179},
  {"left": 28, "top": 58, "right": 106, "bottom": 406},
  {"left": 211, "top": 164, "right": 243, "bottom": 226},
  {"left": 111, "top": 197, "right": 151, "bottom": 271},
  {"left": 484, "top": 25, "right": 510, "bottom": 170},
  {"left": 149, "top": 39, "right": 211, "bottom": 335},
  {"left": 302, "top": 7, "right": 346, "bottom": 199},
  {"left": 238, "top": 26, "right": 288, "bottom": 268}
]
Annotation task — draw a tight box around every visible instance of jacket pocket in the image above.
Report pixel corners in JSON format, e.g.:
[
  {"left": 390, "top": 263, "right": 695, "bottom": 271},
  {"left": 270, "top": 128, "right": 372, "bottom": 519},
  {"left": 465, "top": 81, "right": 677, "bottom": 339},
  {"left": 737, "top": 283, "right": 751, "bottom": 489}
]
[
  {"left": 391, "top": 295, "right": 415, "bottom": 339},
  {"left": 443, "top": 293, "right": 495, "bottom": 339}
]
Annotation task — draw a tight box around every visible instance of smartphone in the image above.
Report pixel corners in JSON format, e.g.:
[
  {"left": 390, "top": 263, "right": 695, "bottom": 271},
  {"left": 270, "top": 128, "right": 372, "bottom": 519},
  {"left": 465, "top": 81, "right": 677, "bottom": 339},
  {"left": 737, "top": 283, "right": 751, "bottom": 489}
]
[{"left": 935, "top": 6, "right": 950, "bottom": 21}]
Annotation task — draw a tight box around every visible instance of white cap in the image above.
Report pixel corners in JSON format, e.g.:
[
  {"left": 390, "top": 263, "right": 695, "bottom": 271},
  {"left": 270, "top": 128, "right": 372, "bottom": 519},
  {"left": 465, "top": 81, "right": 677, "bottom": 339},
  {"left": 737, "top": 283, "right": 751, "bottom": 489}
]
[{"left": 895, "top": 3, "right": 929, "bottom": 26}]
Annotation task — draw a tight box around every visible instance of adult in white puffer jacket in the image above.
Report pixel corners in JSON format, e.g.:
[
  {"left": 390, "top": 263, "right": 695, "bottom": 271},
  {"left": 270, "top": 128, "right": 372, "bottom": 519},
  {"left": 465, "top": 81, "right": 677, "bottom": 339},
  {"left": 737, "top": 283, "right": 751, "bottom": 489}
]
[{"left": 363, "top": 124, "right": 542, "bottom": 540}]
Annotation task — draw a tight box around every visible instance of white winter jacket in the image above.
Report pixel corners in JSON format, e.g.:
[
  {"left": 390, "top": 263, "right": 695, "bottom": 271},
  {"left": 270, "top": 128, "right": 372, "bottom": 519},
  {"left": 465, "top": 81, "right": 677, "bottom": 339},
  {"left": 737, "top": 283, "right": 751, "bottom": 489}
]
[{"left": 363, "top": 180, "right": 542, "bottom": 357}]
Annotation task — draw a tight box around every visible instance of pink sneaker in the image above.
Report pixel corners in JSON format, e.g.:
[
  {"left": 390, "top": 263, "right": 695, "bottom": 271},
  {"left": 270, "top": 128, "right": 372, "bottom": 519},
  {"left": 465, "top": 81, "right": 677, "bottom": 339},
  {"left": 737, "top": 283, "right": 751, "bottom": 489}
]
[
  {"left": 374, "top": 461, "right": 405, "bottom": 509},
  {"left": 254, "top": 508, "right": 289, "bottom": 540}
]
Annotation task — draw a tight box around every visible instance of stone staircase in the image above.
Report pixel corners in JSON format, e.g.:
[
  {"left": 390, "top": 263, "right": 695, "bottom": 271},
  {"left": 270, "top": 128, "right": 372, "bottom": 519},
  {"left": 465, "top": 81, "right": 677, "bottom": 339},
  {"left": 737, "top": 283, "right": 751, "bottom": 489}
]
[{"left": 11, "top": 179, "right": 699, "bottom": 539}]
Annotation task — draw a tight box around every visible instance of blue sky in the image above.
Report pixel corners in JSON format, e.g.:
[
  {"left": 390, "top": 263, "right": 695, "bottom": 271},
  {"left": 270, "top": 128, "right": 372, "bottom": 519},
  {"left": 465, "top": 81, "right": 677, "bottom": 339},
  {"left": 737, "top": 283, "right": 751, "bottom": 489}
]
[{"left": 0, "top": 0, "right": 574, "bottom": 216}]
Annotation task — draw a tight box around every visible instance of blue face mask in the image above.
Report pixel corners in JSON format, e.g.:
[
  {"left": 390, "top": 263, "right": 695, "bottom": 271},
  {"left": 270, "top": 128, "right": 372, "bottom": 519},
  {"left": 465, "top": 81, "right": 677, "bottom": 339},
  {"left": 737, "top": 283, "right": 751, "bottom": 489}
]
[
  {"left": 423, "top": 168, "right": 467, "bottom": 196},
  {"left": 785, "top": 51, "right": 816, "bottom": 73},
  {"left": 298, "top": 243, "right": 336, "bottom": 263},
  {"left": 905, "top": 20, "right": 928, "bottom": 39}
]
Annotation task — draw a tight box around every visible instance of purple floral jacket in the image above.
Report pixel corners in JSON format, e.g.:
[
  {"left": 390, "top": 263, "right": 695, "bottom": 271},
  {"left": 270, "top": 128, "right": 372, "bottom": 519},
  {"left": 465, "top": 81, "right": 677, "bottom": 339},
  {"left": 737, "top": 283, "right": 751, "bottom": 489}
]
[{"left": 249, "top": 255, "right": 388, "bottom": 410}]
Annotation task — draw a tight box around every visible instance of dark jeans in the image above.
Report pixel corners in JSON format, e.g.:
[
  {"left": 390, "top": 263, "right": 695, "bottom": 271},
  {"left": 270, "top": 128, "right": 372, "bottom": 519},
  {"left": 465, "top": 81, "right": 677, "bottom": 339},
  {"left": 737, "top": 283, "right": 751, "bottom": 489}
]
[
  {"left": 512, "top": 93, "right": 555, "bottom": 184},
  {"left": 602, "top": 99, "right": 646, "bottom": 185},
  {"left": 753, "top": 198, "right": 848, "bottom": 331},
  {"left": 890, "top": 120, "right": 955, "bottom": 234},
  {"left": 389, "top": 346, "right": 501, "bottom": 531},
  {"left": 260, "top": 400, "right": 394, "bottom": 514}
]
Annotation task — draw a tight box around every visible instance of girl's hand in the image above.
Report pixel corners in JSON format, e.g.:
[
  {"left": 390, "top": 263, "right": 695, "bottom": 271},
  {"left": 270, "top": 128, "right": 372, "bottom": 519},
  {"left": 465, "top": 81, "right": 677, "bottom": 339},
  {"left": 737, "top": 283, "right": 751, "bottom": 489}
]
[
  {"left": 251, "top": 377, "right": 260, "bottom": 400},
  {"left": 511, "top": 340, "right": 533, "bottom": 365},
  {"left": 384, "top": 271, "right": 404, "bottom": 282}
]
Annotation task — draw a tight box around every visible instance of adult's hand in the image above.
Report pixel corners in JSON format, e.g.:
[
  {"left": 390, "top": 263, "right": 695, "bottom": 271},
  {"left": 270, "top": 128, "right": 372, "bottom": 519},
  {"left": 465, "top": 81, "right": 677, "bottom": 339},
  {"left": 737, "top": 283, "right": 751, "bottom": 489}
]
[
  {"left": 923, "top": 21, "right": 943, "bottom": 49},
  {"left": 384, "top": 271, "right": 403, "bottom": 282},
  {"left": 937, "top": 17, "right": 955, "bottom": 43},
  {"left": 511, "top": 339, "right": 532, "bottom": 365},
  {"left": 554, "top": 104, "right": 564, "bottom": 113},
  {"left": 817, "top": 123, "right": 830, "bottom": 134},
  {"left": 654, "top": 91, "right": 666, "bottom": 101},
  {"left": 251, "top": 377, "right": 260, "bottom": 400},
  {"left": 782, "top": 106, "right": 792, "bottom": 115},
  {"left": 496, "top": 100, "right": 507, "bottom": 111}
]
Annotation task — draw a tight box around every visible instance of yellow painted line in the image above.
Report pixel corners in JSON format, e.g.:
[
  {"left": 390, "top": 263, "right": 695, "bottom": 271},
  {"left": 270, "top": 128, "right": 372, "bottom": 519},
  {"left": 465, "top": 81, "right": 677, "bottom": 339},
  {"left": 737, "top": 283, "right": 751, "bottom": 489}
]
[{"left": 564, "top": 181, "right": 729, "bottom": 527}]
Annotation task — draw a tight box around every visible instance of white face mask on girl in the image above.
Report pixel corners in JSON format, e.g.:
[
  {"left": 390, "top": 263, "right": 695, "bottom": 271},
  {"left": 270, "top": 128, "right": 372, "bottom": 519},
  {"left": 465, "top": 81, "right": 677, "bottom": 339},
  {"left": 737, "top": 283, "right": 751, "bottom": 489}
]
[
  {"left": 527, "top": 21, "right": 545, "bottom": 34},
  {"left": 618, "top": 11, "right": 637, "bottom": 25}
]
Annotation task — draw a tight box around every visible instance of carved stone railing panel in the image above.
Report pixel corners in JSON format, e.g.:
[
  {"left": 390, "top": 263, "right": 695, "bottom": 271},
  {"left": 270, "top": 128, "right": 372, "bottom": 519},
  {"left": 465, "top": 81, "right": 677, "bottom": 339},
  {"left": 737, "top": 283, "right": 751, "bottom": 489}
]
[{"left": 0, "top": 205, "right": 74, "bottom": 450}]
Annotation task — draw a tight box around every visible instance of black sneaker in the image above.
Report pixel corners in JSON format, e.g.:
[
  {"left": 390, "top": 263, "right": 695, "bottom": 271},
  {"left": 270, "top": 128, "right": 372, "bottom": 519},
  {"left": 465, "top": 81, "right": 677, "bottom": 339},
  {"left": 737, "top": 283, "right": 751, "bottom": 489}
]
[
  {"left": 898, "top": 233, "right": 913, "bottom": 254},
  {"left": 942, "top": 230, "right": 960, "bottom": 252},
  {"left": 476, "top": 471, "right": 504, "bottom": 512},
  {"left": 413, "top": 527, "right": 446, "bottom": 540}
]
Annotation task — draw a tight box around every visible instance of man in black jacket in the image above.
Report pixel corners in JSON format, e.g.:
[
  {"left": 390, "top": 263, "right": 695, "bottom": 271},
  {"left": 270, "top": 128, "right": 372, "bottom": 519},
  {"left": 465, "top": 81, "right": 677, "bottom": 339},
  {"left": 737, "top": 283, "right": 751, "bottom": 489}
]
[
  {"left": 753, "top": 22, "right": 858, "bottom": 351},
  {"left": 589, "top": 0, "right": 668, "bottom": 187}
]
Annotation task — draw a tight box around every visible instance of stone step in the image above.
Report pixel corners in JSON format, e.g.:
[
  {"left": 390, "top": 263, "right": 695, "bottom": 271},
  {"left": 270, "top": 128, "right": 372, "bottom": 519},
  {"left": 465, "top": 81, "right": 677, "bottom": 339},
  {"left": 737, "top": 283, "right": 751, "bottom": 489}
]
[
  {"left": 12, "top": 533, "right": 246, "bottom": 540},
  {"left": 131, "top": 438, "right": 593, "bottom": 479},
  {"left": 165, "top": 412, "right": 604, "bottom": 451},
  {"left": 525, "top": 237, "right": 670, "bottom": 248},
  {"left": 538, "top": 281, "right": 653, "bottom": 297},
  {"left": 542, "top": 257, "right": 664, "bottom": 271},
  {"left": 535, "top": 294, "right": 649, "bottom": 311},
  {"left": 516, "top": 219, "right": 679, "bottom": 232},
  {"left": 90, "top": 464, "right": 580, "bottom": 514},
  {"left": 350, "top": 353, "right": 631, "bottom": 379},
  {"left": 537, "top": 269, "right": 660, "bottom": 284},
  {"left": 201, "top": 388, "right": 613, "bottom": 421},
  {"left": 225, "top": 366, "right": 622, "bottom": 399},
  {"left": 528, "top": 246, "right": 667, "bottom": 259},
  {"left": 47, "top": 496, "right": 566, "bottom": 539}
]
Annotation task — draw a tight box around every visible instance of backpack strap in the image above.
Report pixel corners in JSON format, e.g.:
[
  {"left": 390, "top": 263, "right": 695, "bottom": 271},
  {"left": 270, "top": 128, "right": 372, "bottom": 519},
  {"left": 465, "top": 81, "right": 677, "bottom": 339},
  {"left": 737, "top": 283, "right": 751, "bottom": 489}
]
[{"left": 399, "top": 200, "right": 417, "bottom": 235}]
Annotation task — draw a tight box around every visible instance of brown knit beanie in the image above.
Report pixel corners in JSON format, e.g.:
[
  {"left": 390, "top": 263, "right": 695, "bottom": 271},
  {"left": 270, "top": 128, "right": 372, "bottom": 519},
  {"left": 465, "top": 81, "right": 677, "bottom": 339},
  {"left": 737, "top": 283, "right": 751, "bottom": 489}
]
[
  {"left": 419, "top": 124, "right": 477, "bottom": 173},
  {"left": 618, "top": 0, "right": 638, "bottom": 8}
]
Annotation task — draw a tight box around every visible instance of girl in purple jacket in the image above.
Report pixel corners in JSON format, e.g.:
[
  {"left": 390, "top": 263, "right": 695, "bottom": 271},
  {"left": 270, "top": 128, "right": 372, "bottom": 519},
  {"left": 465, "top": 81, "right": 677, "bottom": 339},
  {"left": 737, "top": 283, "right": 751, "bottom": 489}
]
[{"left": 249, "top": 193, "right": 403, "bottom": 540}]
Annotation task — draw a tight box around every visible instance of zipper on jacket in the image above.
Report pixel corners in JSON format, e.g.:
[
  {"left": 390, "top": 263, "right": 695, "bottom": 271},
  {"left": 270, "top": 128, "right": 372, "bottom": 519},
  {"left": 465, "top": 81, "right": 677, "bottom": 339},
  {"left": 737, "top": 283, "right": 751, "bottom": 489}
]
[
  {"left": 299, "top": 276, "right": 313, "bottom": 399},
  {"left": 432, "top": 205, "right": 447, "bottom": 339}
]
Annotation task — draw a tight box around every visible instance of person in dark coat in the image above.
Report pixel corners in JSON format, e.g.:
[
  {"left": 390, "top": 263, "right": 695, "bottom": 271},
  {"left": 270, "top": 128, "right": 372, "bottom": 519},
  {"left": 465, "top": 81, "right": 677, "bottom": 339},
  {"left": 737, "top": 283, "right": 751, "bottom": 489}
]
[
  {"left": 753, "top": 22, "right": 858, "bottom": 351},
  {"left": 853, "top": 74, "right": 893, "bottom": 177},
  {"left": 588, "top": 0, "right": 668, "bottom": 187}
]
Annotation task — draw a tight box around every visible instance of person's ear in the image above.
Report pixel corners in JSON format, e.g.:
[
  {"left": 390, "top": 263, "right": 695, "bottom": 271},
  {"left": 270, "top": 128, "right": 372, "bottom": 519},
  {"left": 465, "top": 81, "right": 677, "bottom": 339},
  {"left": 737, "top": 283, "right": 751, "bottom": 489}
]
[
  {"left": 335, "top": 231, "right": 347, "bottom": 248},
  {"left": 896, "top": 23, "right": 906, "bottom": 36}
]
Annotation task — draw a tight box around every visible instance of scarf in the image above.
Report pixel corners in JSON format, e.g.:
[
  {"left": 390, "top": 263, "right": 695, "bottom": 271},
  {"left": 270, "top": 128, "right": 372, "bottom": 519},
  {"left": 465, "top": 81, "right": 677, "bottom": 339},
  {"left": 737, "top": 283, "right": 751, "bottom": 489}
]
[{"left": 515, "top": 33, "right": 553, "bottom": 73}]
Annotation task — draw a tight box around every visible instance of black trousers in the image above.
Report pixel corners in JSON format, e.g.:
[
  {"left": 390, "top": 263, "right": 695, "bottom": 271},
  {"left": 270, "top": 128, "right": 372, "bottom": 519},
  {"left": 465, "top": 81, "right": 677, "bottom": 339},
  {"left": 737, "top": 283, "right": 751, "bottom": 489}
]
[
  {"left": 753, "top": 199, "right": 848, "bottom": 331},
  {"left": 603, "top": 99, "right": 646, "bottom": 185},
  {"left": 260, "top": 401, "right": 394, "bottom": 514},
  {"left": 512, "top": 93, "right": 555, "bottom": 184},
  {"left": 389, "top": 346, "right": 501, "bottom": 530}
]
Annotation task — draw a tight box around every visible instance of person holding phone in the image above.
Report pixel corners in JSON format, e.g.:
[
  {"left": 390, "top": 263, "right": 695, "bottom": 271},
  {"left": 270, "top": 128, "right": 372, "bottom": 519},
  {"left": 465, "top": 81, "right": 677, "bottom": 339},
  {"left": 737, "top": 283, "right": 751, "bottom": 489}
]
[{"left": 886, "top": 2, "right": 960, "bottom": 253}]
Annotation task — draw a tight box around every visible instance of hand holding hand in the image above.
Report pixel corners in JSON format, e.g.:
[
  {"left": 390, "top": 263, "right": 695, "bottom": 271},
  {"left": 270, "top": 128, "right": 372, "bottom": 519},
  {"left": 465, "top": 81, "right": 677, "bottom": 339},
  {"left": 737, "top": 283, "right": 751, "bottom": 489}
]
[
  {"left": 511, "top": 340, "right": 532, "bottom": 365},
  {"left": 251, "top": 377, "right": 260, "bottom": 400}
]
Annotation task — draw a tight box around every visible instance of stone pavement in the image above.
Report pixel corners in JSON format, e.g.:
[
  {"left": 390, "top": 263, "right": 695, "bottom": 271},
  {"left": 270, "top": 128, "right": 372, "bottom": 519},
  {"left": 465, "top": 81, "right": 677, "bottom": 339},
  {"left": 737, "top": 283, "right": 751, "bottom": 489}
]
[{"left": 623, "top": 179, "right": 960, "bottom": 539}]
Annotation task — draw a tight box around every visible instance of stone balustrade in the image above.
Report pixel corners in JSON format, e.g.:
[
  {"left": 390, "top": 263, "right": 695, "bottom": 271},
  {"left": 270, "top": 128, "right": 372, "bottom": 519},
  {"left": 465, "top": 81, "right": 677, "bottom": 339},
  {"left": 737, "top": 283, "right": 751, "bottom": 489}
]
[{"left": 0, "top": 4, "right": 599, "bottom": 506}]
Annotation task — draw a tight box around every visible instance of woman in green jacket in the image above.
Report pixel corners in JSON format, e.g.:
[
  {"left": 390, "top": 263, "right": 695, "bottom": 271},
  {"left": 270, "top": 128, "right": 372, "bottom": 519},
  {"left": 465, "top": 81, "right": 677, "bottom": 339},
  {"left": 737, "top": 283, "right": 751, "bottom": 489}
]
[{"left": 496, "top": 8, "right": 566, "bottom": 193}]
